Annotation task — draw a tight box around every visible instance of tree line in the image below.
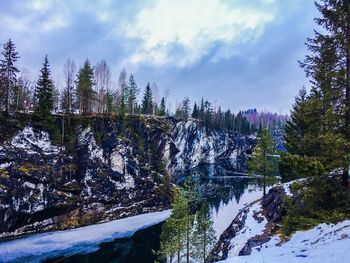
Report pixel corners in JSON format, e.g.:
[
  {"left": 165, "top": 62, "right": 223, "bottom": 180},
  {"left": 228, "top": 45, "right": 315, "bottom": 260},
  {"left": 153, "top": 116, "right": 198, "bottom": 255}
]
[
  {"left": 159, "top": 178, "right": 216, "bottom": 263},
  {"left": 0, "top": 40, "right": 286, "bottom": 135}
]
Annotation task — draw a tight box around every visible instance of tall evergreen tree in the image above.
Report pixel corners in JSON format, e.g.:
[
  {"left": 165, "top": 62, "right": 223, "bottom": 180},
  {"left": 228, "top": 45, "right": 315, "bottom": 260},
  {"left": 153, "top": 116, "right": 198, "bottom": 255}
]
[
  {"left": 34, "top": 55, "right": 55, "bottom": 117},
  {"left": 192, "top": 102, "right": 199, "bottom": 119},
  {"left": 127, "top": 74, "right": 139, "bottom": 114},
  {"left": 159, "top": 97, "right": 166, "bottom": 116},
  {"left": 248, "top": 128, "right": 278, "bottom": 196},
  {"left": 191, "top": 202, "right": 216, "bottom": 263},
  {"left": 0, "top": 39, "right": 19, "bottom": 113},
  {"left": 76, "top": 59, "right": 95, "bottom": 115},
  {"left": 284, "top": 0, "right": 350, "bottom": 188},
  {"left": 284, "top": 87, "right": 310, "bottom": 155},
  {"left": 160, "top": 188, "right": 190, "bottom": 263},
  {"left": 181, "top": 97, "right": 191, "bottom": 120},
  {"left": 141, "top": 82, "right": 153, "bottom": 114}
]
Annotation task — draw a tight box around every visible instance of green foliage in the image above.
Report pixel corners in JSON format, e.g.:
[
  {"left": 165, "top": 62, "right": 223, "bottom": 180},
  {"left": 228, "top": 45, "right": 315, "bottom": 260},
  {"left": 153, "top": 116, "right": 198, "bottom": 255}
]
[
  {"left": 76, "top": 59, "right": 96, "bottom": 114},
  {"left": 0, "top": 38, "right": 19, "bottom": 113},
  {"left": 159, "top": 188, "right": 190, "bottom": 262},
  {"left": 282, "top": 175, "right": 350, "bottom": 236},
  {"left": 280, "top": 154, "right": 325, "bottom": 182},
  {"left": 34, "top": 55, "right": 55, "bottom": 117},
  {"left": 127, "top": 74, "right": 139, "bottom": 114},
  {"left": 248, "top": 128, "right": 279, "bottom": 196},
  {"left": 191, "top": 202, "right": 216, "bottom": 263},
  {"left": 159, "top": 180, "right": 216, "bottom": 263},
  {"left": 142, "top": 82, "right": 153, "bottom": 114},
  {"left": 159, "top": 97, "right": 166, "bottom": 116}
]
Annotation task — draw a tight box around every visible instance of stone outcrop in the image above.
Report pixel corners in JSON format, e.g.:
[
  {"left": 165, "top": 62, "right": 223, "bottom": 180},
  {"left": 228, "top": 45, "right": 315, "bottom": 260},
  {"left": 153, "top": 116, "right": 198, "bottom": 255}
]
[
  {"left": 209, "top": 186, "right": 286, "bottom": 262},
  {"left": 0, "top": 115, "right": 254, "bottom": 239}
]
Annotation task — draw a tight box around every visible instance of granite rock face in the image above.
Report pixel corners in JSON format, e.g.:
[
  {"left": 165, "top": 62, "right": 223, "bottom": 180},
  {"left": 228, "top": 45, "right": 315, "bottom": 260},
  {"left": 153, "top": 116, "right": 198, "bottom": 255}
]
[
  {"left": 209, "top": 186, "right": 286, "bottom": 262},
  {"left": 0, "top": 116, "right": 254, "bottom": 238}
]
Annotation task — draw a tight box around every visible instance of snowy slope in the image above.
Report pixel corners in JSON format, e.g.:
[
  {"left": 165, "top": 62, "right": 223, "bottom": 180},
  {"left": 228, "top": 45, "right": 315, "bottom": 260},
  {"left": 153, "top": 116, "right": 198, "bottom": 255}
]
[
  {"left": 0, "top": 210, "right": 171, "bottom": 263},
  {"left": 221, "top": 220, "right": 350, "bottom": 263}
]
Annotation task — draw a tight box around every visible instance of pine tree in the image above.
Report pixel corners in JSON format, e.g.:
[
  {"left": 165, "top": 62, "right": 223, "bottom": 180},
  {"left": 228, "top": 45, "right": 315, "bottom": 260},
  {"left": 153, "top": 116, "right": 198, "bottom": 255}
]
[
  {"left": 0, "top": 39, "right": 19, "bottom": 113},
  {"left": 127, "top": 74, "right": 139, "bottom": 114},
  {"left": 160, "top": 188, "right": 190, "bottom": 263},
  {"left": 248, "top": 128, "right": 278, "bottom": 196},
  {"left": 181, "top": 97, "right": 191, "bottom": 120},
  {"left": 34, "top": 55, "right": 55, "bottom": 117},
  {"left": 199, "top": 98, "right": 205, "bottom": 120},
  {"left": 159, "top": 97, "right": 166, "bottom": 116},
  {"left": 141, "top": 82, "right": 153, "bottom": 114},
  {"left": 76, "top": 59, "right": 95, "bottom": 115},
  {"left": 191, "top": 202, "right": 216, "bottom": 263},
  {"left": 192, "top": 102, "right": 199, "bottom": 119}
]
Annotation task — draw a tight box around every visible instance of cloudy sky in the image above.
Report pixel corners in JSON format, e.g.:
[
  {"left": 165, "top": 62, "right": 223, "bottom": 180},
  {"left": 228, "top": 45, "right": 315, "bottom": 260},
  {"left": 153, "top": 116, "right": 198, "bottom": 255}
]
[{"left": 0, "top": 0, "right": 318, "bottom": 114}]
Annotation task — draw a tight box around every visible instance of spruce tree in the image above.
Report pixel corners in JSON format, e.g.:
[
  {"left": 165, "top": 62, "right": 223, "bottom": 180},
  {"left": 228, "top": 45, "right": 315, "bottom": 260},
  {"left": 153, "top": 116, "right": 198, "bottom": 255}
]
[
  {"left": 159, "top": 97, "right": 166, "bottom": 116},
  {"left": 127, "top": 74, "right": 139, "bottom": 115},
  {"left": 192, "top": 202, "right": 216, "bottom": 263},
  {"left": 34, "top": 55, "right": 55, "bottom": 117},
  {"left": 284, "top": 0, "right": 350, "bottom": 188},
  {"left": 76, "top": 59, "right": 95, "bottom": 115},
  {"left": 160, "top": 188, "right": 190, "bottom": 263},
  {"left": 248, "top": 128, "right": 278, "bottom": 196},
  {"left": 0, "top": 39, "right": 19, "bottom": 113},
  {"left": 192, "top": 102, "right": 199, "bottom": 119},
  {"left": 141, "top": 82, "right": 153, "bottom": 114},
  {"left": 284, "top": 87, "right": 310, "bottom": 155},
  {"left": 181, "top": 97, "right": 191, "bottom": 120}
]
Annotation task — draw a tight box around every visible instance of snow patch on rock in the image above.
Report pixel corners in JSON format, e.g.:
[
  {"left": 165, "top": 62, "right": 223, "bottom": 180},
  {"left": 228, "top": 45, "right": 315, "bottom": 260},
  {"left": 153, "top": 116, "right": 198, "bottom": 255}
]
[
  {"left": 9, "top": 126, "right": 61, "bottom": 155},
  {"left": 227, "top": 202, "right": 267, "bottom": 257},
  {"left": 78, "top": 127, "right": 105, "bottom": 163}
]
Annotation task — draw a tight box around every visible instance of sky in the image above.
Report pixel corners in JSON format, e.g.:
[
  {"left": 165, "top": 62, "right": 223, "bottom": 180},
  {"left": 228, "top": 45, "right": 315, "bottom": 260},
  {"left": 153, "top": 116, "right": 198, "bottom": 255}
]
[{"left": 0, "top": 0, "right": 318, "bottom": 114}]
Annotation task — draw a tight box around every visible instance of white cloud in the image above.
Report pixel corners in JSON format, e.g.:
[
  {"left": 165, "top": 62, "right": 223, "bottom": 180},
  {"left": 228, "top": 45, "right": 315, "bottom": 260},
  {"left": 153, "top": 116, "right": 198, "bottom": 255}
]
[{"left": 124, "top": 0, "right": 276, "bottom": 67}]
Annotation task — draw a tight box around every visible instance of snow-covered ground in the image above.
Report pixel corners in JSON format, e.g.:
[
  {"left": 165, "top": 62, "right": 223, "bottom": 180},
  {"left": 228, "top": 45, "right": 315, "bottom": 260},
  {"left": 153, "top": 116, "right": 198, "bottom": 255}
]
[
  {"left": 226, "top": 201, "right": 267, "bottom": 257},
  {"left": 211, "top": 184, "right": 265, "bottom": 237},
  {"left": 221, "top": 220, "right": 350, "bottom": 263},
  {"left": 0, "top": 210, "right": 171, "bottom": 263}
]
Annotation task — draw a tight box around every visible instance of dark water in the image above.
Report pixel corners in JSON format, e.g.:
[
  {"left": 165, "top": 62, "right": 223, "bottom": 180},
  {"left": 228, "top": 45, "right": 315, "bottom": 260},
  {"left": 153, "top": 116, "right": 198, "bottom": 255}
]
[
  {"left": 44, "top": 163, "right": 263, "bottom": 263},
  {"left": 43, "top": 223, "right": 163, "bottom": 263}
]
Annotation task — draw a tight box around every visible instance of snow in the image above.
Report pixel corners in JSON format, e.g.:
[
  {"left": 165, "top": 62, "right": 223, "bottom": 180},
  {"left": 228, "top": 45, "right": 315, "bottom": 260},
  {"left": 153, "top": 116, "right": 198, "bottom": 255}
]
[
  {"left": 10, "top": 126, "right": 61, "bottom": 155},
  {"left": 227, "top": 202, "right": 267, "bottom": 257},
  {"left": 114, "top": 173, "right": 135, "bottom": 190},
  {"left": 0, "top": 162, "right": 12, "bottom": 169},
  {"left": 221, "top": 220, "right": 350, "bottom": 263},
  {"left": 278, "top": 178, "right": 305, "bottom": 196},
  {"left": 211, "top": 185, "right": 265, "bottom": 237},
  {"left": 0, "top": 210, "right": 171, "bottom": 263},
  {"left": 79, "top": 127, "right": 105, "bottom": 163}
]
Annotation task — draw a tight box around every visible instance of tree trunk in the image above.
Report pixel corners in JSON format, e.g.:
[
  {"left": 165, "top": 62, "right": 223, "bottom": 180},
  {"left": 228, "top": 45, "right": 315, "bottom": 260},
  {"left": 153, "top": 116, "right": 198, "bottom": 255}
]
[
  {"left": 344, "top": 0, "right": 350, "bottom": 189},
  {"left": 186, "top": 216, "right": 190, "bottom": 263},
  {"left": 263, "top": 174, "right": 266, "bottom": 196}
]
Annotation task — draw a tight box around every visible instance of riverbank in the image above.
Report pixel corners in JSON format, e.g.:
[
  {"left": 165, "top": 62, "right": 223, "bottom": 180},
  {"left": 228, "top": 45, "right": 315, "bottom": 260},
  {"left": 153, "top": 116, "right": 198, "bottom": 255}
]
[{"left": 0, "top": 210, "right": 171, "bottom": 263}]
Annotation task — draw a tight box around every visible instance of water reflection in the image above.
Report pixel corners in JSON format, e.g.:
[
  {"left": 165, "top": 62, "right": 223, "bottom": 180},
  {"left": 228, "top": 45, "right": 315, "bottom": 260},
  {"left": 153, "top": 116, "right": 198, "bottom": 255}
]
[{"left": 46, "top": 161, "right": 264, "bottom": 263}]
